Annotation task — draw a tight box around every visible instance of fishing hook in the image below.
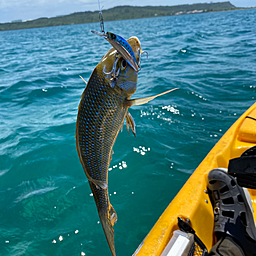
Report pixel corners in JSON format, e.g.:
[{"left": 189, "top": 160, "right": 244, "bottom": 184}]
[
  {"left": 136, "top": 49, "right": 148, "bottom": 71},
  {"left": 103, "top": 56, "right": 120, "bottom": 82}
]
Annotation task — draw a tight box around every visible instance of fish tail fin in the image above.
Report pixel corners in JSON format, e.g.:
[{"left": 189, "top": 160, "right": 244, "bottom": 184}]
[
  {"left": 99, "top": 204, "right": 117, "bottom": 256},
  {"left": 89, "top": 181, "right": 117, "bottom": 256}
]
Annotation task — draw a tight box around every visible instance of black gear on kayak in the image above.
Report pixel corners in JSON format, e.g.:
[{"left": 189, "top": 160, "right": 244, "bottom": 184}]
[
  {"left": 241, "top": 145, "right": 256, "bottom": 156},
  {"left": 228, "top": 146, "right": 256, "bottom": 189},
  {"left": 207, "top": 168, "right": 256, "bottom": 256}
]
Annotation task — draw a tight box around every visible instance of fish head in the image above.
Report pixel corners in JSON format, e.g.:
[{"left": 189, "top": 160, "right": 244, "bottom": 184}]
[{"left": 98, "top": 36, "right": 142, "bottom": 96}]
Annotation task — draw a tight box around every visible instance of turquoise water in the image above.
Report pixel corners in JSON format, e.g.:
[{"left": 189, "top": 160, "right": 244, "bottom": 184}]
[{"left": 0, "top": 9, "right": 256, "bottom": 256}]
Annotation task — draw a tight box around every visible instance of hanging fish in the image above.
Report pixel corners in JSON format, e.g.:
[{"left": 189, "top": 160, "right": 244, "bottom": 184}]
[{"left": 76, "top": 37, "right": 178, "bottom": 256}]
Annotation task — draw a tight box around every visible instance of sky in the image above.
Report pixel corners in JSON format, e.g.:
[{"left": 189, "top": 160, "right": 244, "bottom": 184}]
[{"left": 0, "top": 0, "right": 255, "bottom": 23}]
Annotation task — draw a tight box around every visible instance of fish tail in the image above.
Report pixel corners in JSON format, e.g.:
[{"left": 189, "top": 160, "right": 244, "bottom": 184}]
[
  {"left": 99, "top": 204, "right": 117, "bottom": 256},
  {"left": 89, "top": 181, "right": 117, "bottom": 256}
]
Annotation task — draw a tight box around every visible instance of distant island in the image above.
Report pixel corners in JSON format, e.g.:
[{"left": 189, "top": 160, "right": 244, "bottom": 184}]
[{"left": 0, "top": 1, "right": 254, "bottom": 32}]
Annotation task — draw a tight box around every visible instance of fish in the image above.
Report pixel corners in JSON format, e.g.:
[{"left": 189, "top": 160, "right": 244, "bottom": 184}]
[{"left": 76, "top": 36, "right": 178, "bottom": 256}]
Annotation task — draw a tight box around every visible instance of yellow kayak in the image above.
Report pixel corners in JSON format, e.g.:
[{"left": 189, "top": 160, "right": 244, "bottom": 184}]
[{"left": 134, "top": 102, "right": 256, "bottom": 255}]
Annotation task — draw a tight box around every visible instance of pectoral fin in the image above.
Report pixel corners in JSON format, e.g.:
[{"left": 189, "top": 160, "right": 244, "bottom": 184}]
[
  {"left": 124, "top": 88, "right": 178, "bottom": 107},
  {"left": 126, "top": 112, "right": 136, "bottom": 137}
]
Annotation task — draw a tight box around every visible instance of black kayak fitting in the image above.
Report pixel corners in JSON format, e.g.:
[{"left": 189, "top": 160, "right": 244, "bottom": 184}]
[{"left": 228, "top": 145, "right": 256, "bottom": 189}]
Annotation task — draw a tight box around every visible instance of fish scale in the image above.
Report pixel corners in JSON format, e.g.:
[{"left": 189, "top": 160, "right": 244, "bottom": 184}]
[{"left": 77, "top": 69, "right": 128, "bottom": 184}]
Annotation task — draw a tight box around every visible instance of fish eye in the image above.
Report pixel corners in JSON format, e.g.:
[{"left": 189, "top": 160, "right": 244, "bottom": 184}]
[
  {"left": 121, "top": 59, "right": 127, "bottom": 69},
  {"left": 111, "top": 34, "right": 116, "bottom": 39}
]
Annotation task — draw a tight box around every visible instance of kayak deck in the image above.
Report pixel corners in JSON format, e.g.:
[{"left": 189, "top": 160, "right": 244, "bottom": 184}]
[{"left": 134, "top": 102, "right": 256, "bottom": 255}]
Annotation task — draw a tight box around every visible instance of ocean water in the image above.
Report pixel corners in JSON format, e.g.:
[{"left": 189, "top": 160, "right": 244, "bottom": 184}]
[{"left": 0, "top": 8, "right": 256, "bottom": 256}]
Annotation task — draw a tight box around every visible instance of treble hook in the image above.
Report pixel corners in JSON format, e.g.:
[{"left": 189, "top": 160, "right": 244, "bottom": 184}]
[
  {"left": 142, "top": 50, "right": 149, "bottom": 59},
  {"left": 103, "top": 56, "right": 120, "bottom": 83},
  {"left": 137, "top": 49, "right": 148, "bottom": 71}
]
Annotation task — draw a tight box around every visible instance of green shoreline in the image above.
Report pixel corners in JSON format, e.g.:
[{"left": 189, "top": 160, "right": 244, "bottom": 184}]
[{"left": 0, "top": 1, "right": 255, "bottom": 32}]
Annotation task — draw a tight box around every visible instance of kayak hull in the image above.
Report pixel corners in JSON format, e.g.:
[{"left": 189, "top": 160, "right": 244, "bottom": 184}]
[{"left": 134, "top": 102, "right": 256, "bottom": 255}]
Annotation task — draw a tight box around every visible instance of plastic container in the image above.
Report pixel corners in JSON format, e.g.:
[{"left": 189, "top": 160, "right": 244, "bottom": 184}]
[{"left": 160, "top": 230, "right": 194, "bottom": 256}]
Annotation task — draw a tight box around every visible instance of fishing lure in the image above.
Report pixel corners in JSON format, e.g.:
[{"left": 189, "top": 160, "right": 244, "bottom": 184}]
[{"left": 91, "top": 5, "right": 140, "bottom": 73}]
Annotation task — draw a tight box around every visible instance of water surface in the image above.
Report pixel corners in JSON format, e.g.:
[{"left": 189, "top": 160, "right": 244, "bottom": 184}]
[{"left": 0, "top": 9, "right": 256, "bottom": 256}]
